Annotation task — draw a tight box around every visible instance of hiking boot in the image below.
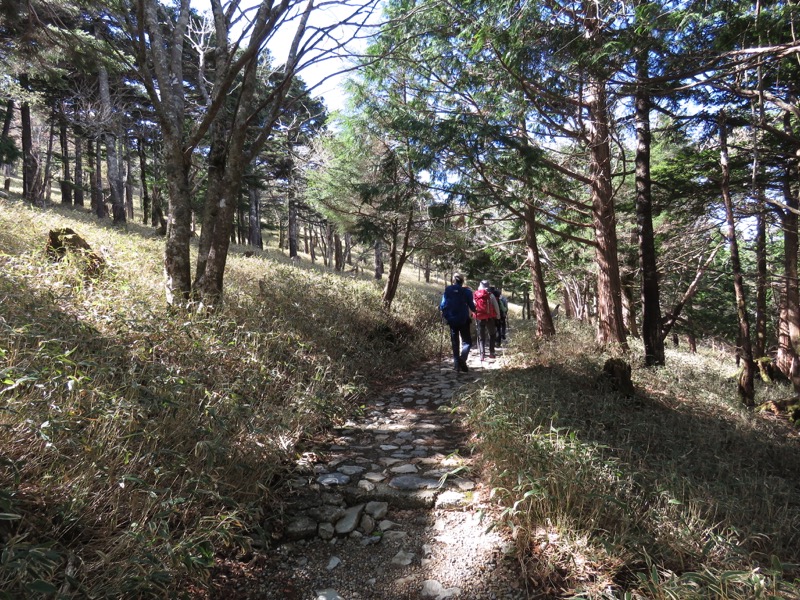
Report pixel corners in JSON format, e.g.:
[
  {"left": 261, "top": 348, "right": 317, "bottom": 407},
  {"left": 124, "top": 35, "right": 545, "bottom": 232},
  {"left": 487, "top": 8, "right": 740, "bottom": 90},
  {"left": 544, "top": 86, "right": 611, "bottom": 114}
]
[
  {"left": 458, "top": 358, "right": 469, "bottom": 372},
  {"left": 489, "top": 354, "right": 496, "bottom": 359}
]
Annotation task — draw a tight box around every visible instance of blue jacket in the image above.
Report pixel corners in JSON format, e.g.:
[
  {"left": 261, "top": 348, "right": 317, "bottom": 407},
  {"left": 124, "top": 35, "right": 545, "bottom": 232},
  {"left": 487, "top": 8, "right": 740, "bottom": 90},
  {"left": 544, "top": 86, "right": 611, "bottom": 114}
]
[{"left": 439, "top": 283, "right": 475, "bottom": 326}]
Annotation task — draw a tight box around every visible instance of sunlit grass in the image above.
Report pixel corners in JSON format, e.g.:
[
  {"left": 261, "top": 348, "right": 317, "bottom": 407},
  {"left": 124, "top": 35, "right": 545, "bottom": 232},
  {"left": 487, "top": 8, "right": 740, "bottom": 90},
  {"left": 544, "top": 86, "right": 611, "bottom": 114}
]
[
  {"left": 0, "top": 197, "right": 442, "bottom": 597},
  {"left": 462, "top": 318, "right": 800, "bottom": 599}
]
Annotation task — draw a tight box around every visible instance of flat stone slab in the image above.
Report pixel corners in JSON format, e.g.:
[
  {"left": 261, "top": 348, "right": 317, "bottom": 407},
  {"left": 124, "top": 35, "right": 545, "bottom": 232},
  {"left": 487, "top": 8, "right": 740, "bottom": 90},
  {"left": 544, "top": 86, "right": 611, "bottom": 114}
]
[
  {"left": 389, "top": 475, "right": 441, "bottom": 491},
  {"left": 337, "top": 465, "right": 366, "bottom": 476},
  {"left": 318, "top": 472, "right": 351, "bottom": 486},
  {"left": 335, "top": 504, "right": 365, "bottom": 534}
]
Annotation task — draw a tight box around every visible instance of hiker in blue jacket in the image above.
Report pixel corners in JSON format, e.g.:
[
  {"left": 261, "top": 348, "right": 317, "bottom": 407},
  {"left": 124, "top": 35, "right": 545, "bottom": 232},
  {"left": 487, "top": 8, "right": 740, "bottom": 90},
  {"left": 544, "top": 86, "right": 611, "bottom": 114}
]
[{"left": 439, "top": 273, "right": 476, "bottom": 372}]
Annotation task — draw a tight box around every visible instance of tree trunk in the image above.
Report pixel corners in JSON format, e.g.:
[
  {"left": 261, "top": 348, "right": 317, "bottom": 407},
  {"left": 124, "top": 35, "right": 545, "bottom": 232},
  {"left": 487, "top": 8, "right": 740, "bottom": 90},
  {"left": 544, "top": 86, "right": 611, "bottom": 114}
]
[
  {"left": 98, "top": 64, "right": 125, "bottom": 225},
  {"left": 621, "top": 273, "right": 639, "bottom": 338},
  {"left": 125, "top": 137, "right": 135, "bottom": 220},
  {"left": 138, "top": 136, "right": 150, "bottom": 223},
  {"left": 1, "top": 99, "right": 11, "bottom": 191},
  {"left": 288, "top": 185, "right": 299, "bottom": 258},
  {"left": 374, "top": 238, "right": 384, "bottom": 279},
  {"left": 635, "top": 55, "right": 665, "bottom": 365},
  {"left": 43, "top": 123, "right": 55, "bottom": 204},
  {"left": 248, "top": 185, "right": 263, "bottom": 249},
  {"left": 20, "top": 87, "right": 38, "bottom": 204},
  {"left": 563, "top": 286, "right": 573, "bottom": 318},
  {"left": 323, "top": 221, "right": 332, "bottom": 267},
  {"left": 334, "top": 233, "right": 343, "bottom": 271},
  {"left": 59, "top": 119, "right": 73, "bottom": 206},
  {"left": 719, "top": 111, "right": 755, "bottom": 406},
  {"left": 777, "top": 113, "right": 800, "bottom": 378},
  {"left": 163, "top": 139, "right": 194, "bottom": 304},
  {"left": 73, "top": 132, "right": 84, "bottom": 207},
  {"left": 381, "top": 213, "right": 414, "bottom": 309},
  {"left": 0, "top": 98, "right": 12, "bottom": 175},
  {"left": 91, "top": 138, "right": 108, "bottom": 218},
  {"left": 754, "top": 196, "right": 767, "bottom": 359},
  {"left": 524, "top": 202, "right": 555, "bottom": 336},
  {"left": 586, "top": 74, "right": 628, "bottom": 350},
  {"left": 194, "top": 114, "right": 231, "bottom": 292}
]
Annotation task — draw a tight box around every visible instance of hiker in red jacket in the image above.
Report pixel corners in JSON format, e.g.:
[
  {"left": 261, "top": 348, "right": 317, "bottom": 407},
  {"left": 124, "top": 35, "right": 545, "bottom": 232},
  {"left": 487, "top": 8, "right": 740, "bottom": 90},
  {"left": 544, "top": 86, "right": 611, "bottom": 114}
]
[{"left": 473, "top": 280, "right": 500, "bottom": 360}]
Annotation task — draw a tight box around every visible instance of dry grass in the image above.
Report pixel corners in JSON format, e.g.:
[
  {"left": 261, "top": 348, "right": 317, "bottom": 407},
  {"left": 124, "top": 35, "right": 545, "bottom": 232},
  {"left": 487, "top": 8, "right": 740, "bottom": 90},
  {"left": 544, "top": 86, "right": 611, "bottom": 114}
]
[
  {"left": 461, "top": 319, "right": 800, "bottom": 599},
  {"left": 0, "top": 197, "right": 443, "bottom": 598}
]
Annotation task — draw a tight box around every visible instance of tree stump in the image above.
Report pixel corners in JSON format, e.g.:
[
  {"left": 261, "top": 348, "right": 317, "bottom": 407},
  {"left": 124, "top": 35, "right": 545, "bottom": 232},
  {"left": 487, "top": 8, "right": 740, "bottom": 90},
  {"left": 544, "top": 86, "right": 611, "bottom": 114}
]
[
  {"left": 600, "top": 358, "right": 635, "bottom": 397},
  {"left": 45, "top": 228, "right": 105, "bottom": 277}
]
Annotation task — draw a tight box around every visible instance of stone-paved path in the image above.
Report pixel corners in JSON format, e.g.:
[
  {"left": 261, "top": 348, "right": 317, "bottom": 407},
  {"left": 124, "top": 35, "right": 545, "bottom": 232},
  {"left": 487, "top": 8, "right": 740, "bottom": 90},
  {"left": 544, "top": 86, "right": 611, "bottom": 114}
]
[{"left": 210, "top": 345, "right": 529, "bottom": 599}]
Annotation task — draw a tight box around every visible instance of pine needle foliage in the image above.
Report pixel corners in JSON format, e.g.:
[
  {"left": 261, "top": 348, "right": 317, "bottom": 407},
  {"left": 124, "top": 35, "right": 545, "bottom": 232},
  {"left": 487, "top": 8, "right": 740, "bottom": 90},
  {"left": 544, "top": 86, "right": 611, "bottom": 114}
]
[
  {"left": 461, "top": 320, "right": 800, "bottom": 599},
  {"left": 0, "top": 198, "right": 441, "bottom": 597}
]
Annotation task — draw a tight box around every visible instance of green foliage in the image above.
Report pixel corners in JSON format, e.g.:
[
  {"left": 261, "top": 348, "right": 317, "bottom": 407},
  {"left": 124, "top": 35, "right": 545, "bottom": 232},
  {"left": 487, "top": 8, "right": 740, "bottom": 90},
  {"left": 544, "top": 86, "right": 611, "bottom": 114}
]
[
  {"left": 0, "top": 198, "right": 442, "bottom": 597},
  {"left": 0, "top": 136, "right": 20, "bottom": 165}
]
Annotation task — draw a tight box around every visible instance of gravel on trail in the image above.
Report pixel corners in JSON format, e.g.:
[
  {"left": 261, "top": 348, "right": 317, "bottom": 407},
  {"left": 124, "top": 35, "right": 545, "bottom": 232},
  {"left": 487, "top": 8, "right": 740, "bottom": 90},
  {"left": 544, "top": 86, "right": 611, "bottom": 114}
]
[{"left": 203, "top": 345, "right": 534, "bottom": 600}]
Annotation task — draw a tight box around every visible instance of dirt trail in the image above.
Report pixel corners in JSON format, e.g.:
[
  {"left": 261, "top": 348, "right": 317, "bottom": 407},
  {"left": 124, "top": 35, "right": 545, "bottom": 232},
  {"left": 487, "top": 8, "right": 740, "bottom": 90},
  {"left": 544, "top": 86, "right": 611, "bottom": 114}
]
[{"left": 207, "top": 345, "right": 528, "bottom": 600}]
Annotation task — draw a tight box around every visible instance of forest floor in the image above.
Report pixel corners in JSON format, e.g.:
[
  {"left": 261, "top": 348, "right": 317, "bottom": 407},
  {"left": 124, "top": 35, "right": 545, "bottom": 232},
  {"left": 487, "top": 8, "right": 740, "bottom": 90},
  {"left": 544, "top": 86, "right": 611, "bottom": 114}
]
[{"left": 199, "top": 341, "right": 533, "bottom": 600}]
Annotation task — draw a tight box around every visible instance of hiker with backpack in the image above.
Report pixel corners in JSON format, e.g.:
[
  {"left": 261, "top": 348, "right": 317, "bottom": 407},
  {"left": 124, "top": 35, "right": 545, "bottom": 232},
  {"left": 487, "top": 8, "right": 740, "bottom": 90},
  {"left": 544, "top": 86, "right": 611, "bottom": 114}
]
[
  {"left": 474, "top": 280, "right": 500, "bottom": 360},
  {"left": 493, "top": 287, "right": 508, "bottom": 346},
  {"left": 439, "top": 273, "right": 476, "bottom": 372}
]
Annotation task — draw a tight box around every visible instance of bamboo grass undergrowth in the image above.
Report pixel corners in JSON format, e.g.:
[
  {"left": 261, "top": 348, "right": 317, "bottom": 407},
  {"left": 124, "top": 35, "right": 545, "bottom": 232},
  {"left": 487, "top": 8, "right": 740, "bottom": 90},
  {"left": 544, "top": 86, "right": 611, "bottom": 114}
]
[
  {"left": 460, "top": 319, "right": 800, "bottom": 599},
  {"left": 0, "top": 198, "right": 442, "bottom": 598}
]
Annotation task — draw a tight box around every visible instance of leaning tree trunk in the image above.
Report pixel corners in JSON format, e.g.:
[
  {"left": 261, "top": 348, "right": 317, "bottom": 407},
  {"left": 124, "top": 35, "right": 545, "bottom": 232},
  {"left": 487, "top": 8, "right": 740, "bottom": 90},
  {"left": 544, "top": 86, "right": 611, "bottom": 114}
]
[
  {"left": 635, "top": 54, "right": 664, "bottom": 365},
  {"left": 720, "top": 111, "right": 755, "bottom": 405},
  {"left": 524, "top": 201, "right": 555, "bottom": 336},
  {"left": 586, "top": 74, "right": 628, "bottom": 350},
  {"left": 382, "top": 212, "right": 414, "bottom": 309}
]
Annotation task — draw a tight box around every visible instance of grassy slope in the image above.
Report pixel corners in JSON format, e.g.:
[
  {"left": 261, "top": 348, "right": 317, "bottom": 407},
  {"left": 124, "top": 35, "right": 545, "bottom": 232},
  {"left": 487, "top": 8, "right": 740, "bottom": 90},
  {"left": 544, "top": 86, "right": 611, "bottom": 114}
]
[
  {"left": 461, "top": 320, "right": 800, "bottom": 599},
  {"left": 0, "top": 198, "right": 443, "bottom": 598},
  {"left": 4, "top": 195, "right": 799, "bottom": 599}
]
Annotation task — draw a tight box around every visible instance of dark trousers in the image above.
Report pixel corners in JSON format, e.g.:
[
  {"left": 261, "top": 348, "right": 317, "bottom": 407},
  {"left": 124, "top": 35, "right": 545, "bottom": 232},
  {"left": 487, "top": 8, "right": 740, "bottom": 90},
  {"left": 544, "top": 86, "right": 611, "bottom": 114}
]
[
  {"left": 449, "top": 319, "right": 472, "bottom": 368},
  {"left": 477, "top": 318, "right": 496, "bottom": 358},
  {"left": 496, "top": 316, "right": 506, "bottom": 343}
]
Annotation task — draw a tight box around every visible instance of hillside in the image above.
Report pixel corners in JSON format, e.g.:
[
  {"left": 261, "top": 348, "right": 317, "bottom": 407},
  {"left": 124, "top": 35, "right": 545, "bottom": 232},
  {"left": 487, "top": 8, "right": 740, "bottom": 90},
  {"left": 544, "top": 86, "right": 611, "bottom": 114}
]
[
  {"left": 0, "top": 198, "right": 442, "bottom": 598},
  {"left": 1, "top": 198, "right": 800, "bottom": 598}
]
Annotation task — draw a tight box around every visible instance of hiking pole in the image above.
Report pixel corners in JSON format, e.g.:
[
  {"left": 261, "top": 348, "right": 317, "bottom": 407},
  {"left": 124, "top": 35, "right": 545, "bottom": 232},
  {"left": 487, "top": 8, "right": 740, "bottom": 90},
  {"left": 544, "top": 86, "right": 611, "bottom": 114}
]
[{"left": 439, "top": 316, "right": 446, "bottom": 371}]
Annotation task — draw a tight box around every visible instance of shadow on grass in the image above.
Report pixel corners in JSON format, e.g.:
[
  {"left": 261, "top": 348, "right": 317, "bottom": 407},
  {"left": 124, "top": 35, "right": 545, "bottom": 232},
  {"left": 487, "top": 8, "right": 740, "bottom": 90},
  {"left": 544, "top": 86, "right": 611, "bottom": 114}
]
[{"left": 464, "top": 356, "right": 800, "bottom": 592}]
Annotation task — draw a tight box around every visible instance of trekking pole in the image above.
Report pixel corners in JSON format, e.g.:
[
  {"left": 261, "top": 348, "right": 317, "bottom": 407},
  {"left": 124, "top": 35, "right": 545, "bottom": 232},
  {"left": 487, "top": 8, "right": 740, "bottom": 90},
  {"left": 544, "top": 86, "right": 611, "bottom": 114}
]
[{"left": 439, "top": 316, "right": 446, "bottom": 371}]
